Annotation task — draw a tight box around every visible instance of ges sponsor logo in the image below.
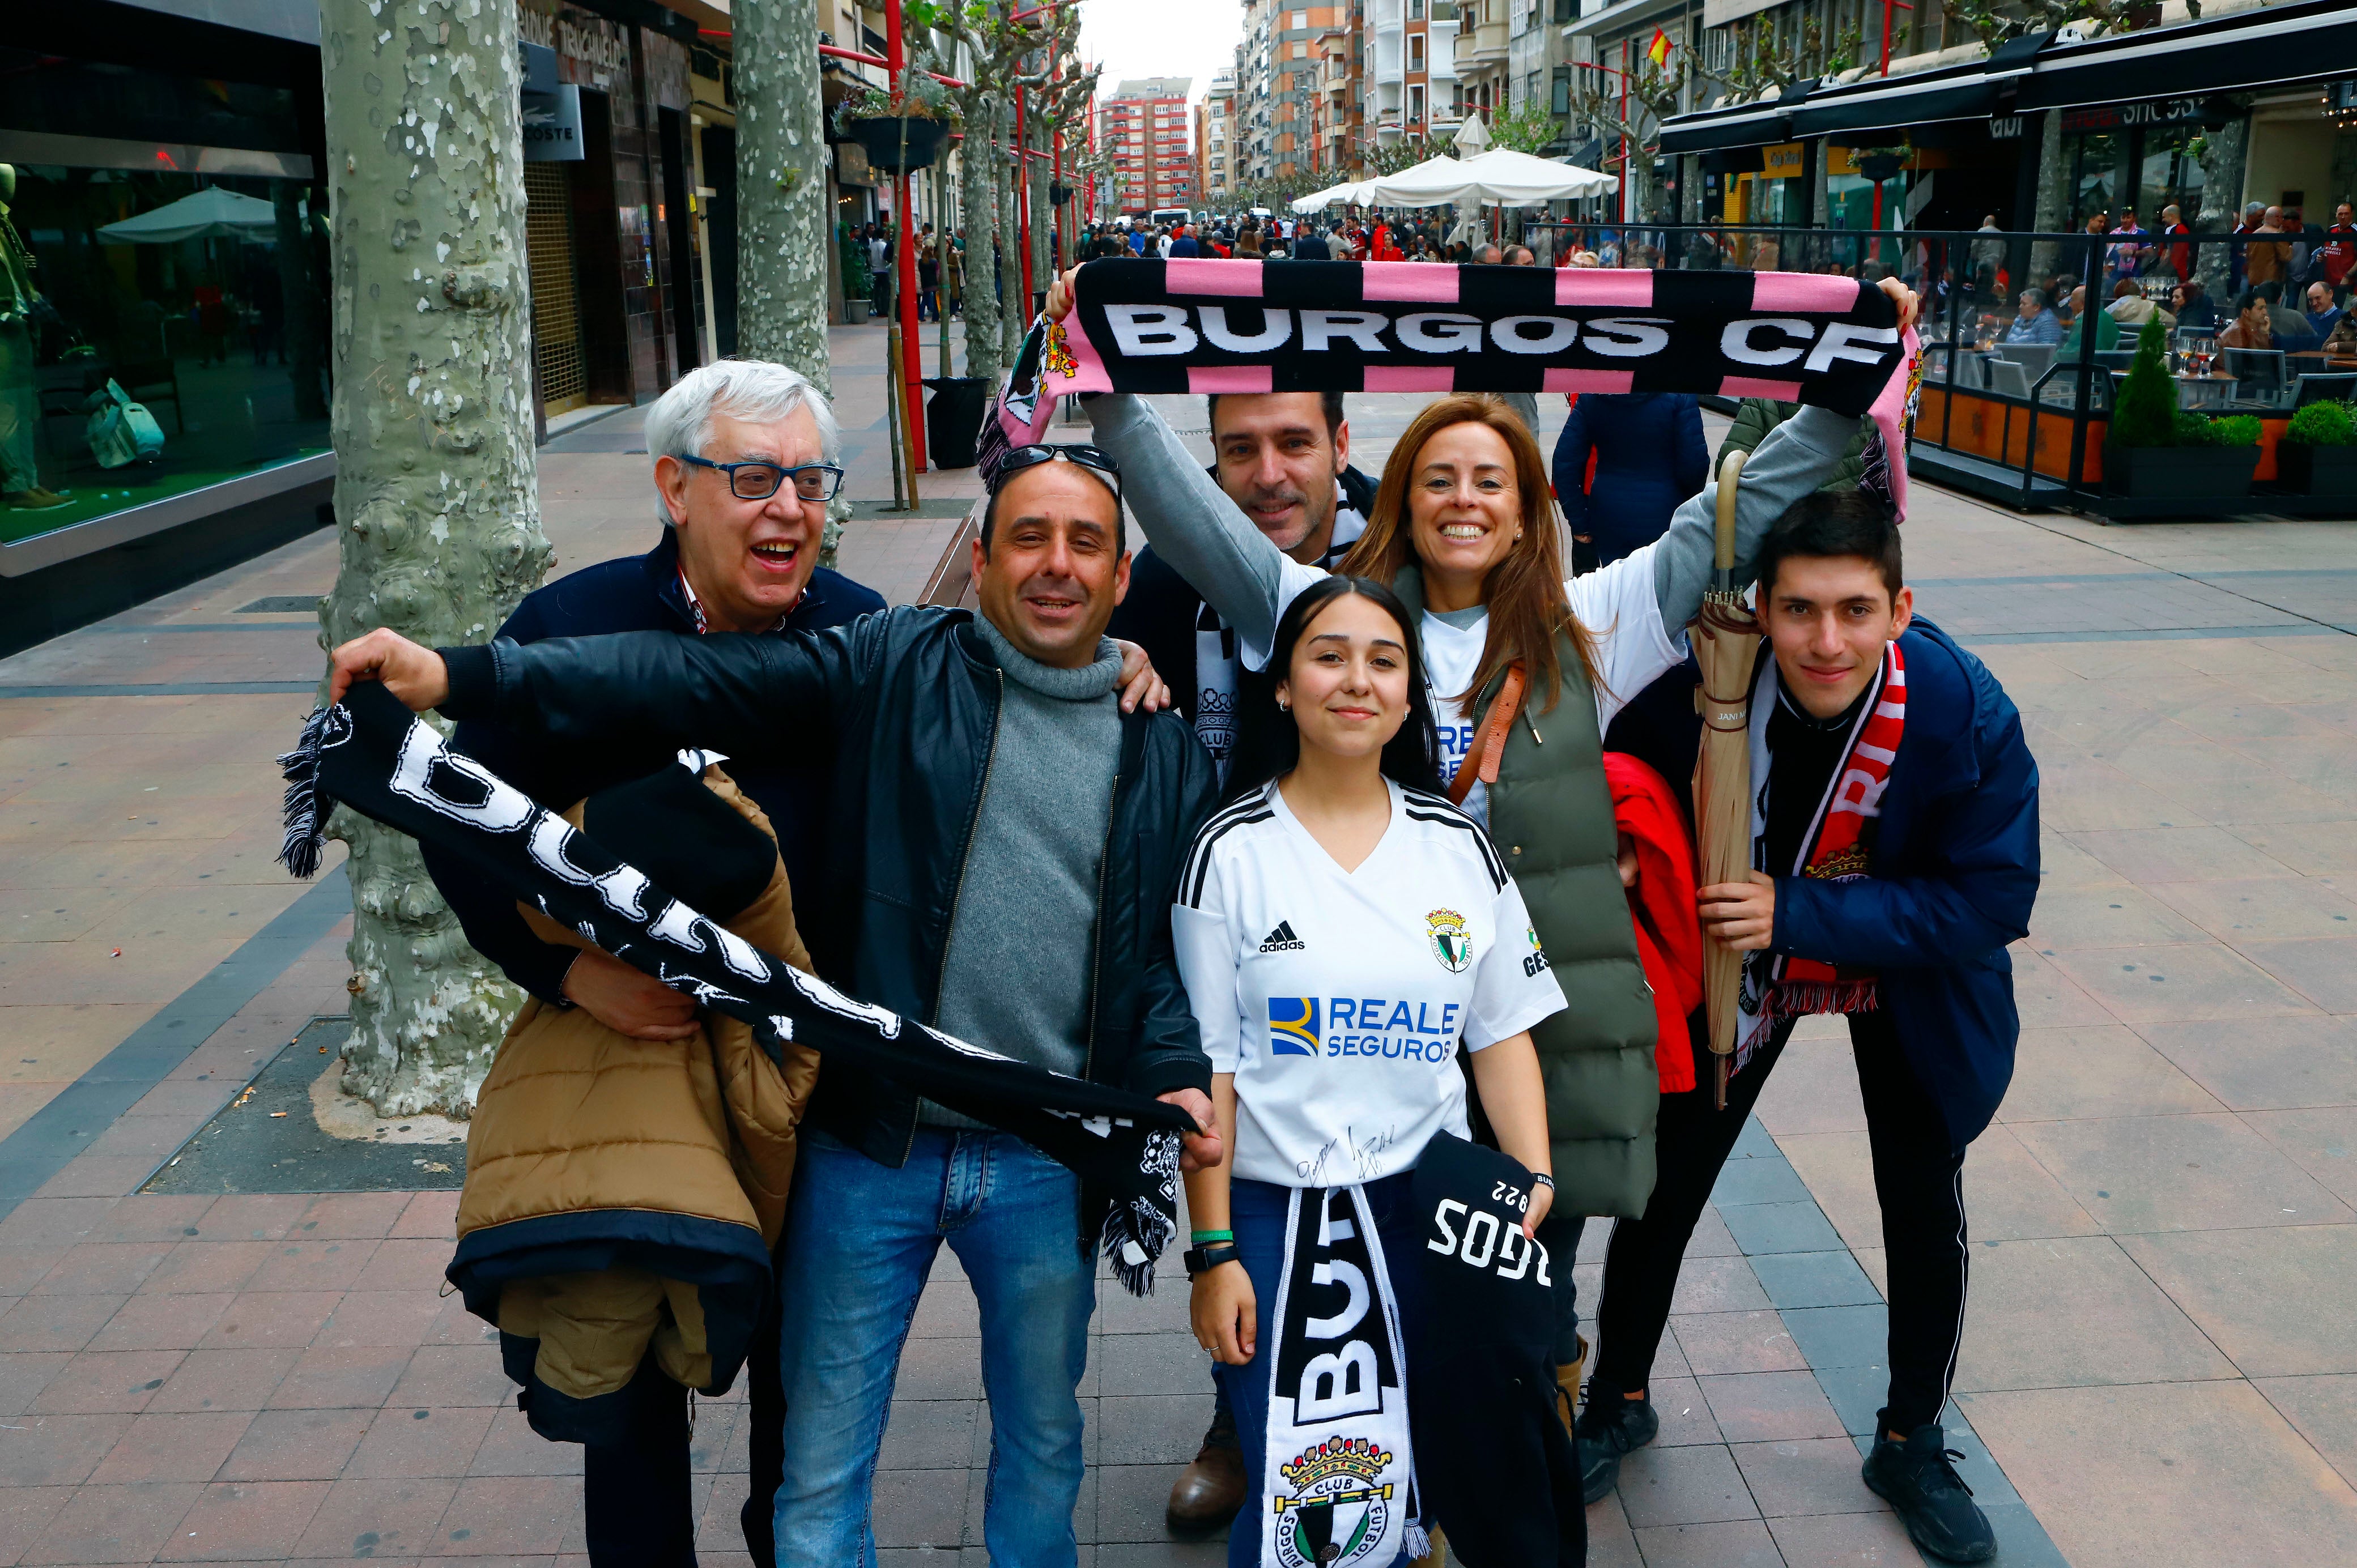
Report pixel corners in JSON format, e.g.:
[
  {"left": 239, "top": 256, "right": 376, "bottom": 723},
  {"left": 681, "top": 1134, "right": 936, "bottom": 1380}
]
[
  {"left": 1522, "top": 926, "right": 1551, "bottom": 979},
  {"left": 1266, "top": 996, "right": 1463, "bottom": 1063}
]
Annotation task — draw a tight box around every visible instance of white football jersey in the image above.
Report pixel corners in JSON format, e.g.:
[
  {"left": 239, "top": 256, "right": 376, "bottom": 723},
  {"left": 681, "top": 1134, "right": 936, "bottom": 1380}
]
[{"left": 1173, "top": 778, "right": 1567, "bottom": 1187}]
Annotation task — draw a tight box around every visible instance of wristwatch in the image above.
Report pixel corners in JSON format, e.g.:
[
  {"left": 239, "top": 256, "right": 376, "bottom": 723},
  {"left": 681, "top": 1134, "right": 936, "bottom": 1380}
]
[{"left": 1183, "top": 1241, "right": 1241, "bottom": 1277}]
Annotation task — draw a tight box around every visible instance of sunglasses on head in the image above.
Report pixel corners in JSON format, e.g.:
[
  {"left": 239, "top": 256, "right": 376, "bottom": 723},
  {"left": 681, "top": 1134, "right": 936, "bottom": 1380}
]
[{"left": 989, "top": 443, "right": 1123, "bottom": 506}]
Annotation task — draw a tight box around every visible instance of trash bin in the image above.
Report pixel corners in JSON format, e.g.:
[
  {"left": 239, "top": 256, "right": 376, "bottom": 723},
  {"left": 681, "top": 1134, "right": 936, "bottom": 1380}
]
[{"left": 922, "top": 376, "right": 992, "bottom": 470}]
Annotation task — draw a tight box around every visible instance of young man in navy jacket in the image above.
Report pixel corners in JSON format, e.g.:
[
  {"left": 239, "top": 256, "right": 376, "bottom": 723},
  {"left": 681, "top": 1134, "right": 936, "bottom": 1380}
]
[{"left": 1575, "top": 492, "right": 2039, "bottom": 1566}]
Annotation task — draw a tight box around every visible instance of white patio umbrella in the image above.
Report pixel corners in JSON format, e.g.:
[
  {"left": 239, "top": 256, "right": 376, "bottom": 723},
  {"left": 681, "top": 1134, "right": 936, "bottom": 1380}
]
[
  {"left": 97, "top": 187, "right": 279, "bottom": 245},
  {"left": 1452, "top": 147, "right": 1619, "bottom": 206},
  {"left": 1379, "top": 149, "right": 1619, "bottom": 210},
  {"left": 1365, "top": 154, "right": 1469, "bottom": 207},
  {"left": 1290, "top": 180, "right": 1373, "bottom": 214},
  {"left": 1450, "top": 112, "right": 1492, "bottom": 156}
]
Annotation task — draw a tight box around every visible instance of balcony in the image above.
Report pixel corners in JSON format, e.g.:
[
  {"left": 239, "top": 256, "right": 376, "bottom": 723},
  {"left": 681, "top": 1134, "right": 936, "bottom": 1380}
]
[{"left": 1460, "top": 13, "right": 1507, "bottom": 66}]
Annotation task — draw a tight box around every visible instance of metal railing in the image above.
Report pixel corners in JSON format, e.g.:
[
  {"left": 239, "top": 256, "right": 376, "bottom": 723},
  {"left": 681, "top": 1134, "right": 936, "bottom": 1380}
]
[{"left": 1511, "top": 221, "right": 2339, "bottom": 510}]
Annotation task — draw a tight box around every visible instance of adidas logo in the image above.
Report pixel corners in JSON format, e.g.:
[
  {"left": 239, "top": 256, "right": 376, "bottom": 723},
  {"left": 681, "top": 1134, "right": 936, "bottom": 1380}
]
[{"left": 1259, "top": 921, "right": 1306, "bottom": 953}]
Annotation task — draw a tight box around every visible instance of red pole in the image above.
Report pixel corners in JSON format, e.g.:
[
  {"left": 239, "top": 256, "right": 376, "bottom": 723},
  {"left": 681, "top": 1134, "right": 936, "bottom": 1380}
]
[
  {"left": 1620, "top": 41, "right": 1631, "bottom": 227},
  {"left": 1018, "top": 87, "right": 1035, "bottom": 313},
  {"left": 886, "top": 0, "right": 926, "bottom": 468}
]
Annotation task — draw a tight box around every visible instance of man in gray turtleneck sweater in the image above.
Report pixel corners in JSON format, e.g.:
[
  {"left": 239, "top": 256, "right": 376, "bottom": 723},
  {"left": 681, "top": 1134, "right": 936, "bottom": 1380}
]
[
  {"left": 924, "top": 610, "right": 1120, "bottom": 1118},
  {"left": 761, "top": 451, "right": 1219, "bottom": 1567}
]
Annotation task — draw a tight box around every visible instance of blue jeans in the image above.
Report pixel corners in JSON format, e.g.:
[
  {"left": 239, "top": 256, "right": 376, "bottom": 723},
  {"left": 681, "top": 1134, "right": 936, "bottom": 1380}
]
[
  {"left": 771, "top": 1127, "right": 1096, "bottom": 1567},
  {"left": 1218, "top": 1172, "right": 1429, "bottom": 1568}
]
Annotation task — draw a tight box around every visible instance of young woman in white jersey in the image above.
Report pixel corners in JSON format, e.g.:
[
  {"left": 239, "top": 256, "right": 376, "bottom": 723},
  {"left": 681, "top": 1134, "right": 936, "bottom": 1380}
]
[
  {"left": 1050, "top": 266, "right": 1916, "bottom": 1418},
  {"left": 1175, "top": 574, "right": 1567, "bottom": 1568}
]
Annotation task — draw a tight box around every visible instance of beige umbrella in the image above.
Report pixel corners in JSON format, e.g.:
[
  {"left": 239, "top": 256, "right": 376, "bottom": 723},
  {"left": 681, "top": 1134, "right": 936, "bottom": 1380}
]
[{"left": 1691, "top": 450, "right": 1762, "bottom": 1109}]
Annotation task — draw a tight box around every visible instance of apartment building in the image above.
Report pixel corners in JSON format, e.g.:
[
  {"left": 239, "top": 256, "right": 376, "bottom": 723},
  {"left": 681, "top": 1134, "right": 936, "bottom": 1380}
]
[
  {"left": 1367, "top": 0, "right": 1461, "bottom": 149},
  {"left": 1247, "top": 3, "right": 1367, "bottom": 181},
  {"left": 1202, "top": 70, "right": 1239, "bottom": 202},
  {"left": 1246, "top": 0, "right": 1275, "bottom": 186},
  {"left": 1096, "top": 76, "right": 1194, "bottom": 215}
]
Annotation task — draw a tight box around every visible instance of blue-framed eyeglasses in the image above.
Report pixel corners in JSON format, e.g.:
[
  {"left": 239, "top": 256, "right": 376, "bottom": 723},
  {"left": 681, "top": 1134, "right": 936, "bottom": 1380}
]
[{"left": 679, "top": 454, "right": 846, "bottom": 502}]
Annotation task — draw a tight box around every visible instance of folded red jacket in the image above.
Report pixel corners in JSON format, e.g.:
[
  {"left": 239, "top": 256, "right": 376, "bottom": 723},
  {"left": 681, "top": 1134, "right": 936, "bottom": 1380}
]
[{"left": 1606, "top": 752, "right": 1704, "bottom": 1095}]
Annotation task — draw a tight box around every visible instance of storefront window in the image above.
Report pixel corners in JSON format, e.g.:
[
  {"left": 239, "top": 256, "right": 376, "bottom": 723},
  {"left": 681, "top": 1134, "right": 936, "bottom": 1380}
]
[
  {"left": 1, "top": 164, "right": 329, "bottom": 543},
  {"left": 1, "top": 49, "right": 326, "bottom": 544},
  {"left": 2137, "top": 125, "right": 2205, "bottom": 226},
  {"left": 2072, "top": 130, "right": 2129, "bottom": 226}
]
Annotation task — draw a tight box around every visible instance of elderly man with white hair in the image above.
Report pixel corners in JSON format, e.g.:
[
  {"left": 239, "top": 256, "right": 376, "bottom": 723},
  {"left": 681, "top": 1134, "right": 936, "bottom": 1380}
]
[{"left": 418, "top": 357, "right": 884, "bottom": 1567}]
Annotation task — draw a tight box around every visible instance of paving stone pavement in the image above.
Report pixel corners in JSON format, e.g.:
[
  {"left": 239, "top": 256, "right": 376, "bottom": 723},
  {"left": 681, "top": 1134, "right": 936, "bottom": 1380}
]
[{"left": 0, "top": 325, "right": 2355, "bottom": 1562}]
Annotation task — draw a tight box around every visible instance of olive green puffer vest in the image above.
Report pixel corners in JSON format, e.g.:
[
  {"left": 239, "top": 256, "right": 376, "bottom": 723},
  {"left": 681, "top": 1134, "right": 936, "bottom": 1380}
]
[{"left": 1395, "top": 566, "right": 1661, "bottom": 1218}]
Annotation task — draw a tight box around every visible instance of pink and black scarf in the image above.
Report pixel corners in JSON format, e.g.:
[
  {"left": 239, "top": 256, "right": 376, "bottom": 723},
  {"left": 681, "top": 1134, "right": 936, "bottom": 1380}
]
[
  {"left": 987, "top": 258, "right": 1924, "bottom": 515},
  {"left": 1735, "top": 640, "right": 1908, "bottom": 1064}
]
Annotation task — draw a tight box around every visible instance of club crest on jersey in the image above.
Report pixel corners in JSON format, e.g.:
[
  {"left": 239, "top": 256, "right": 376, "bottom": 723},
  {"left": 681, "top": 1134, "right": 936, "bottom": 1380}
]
[
  {"left": 1268, "top": 997, "right": 1321, "bottom": 1056},
  {"left": 1273, "top": 1437, "right": 1394, "bottom": 1567},
  {"left": 1425, "top": 908, "right": 1472, "bottom": 973},
  {"left": 1522, "top": 926, "right": 1551, "bottom": 978}
]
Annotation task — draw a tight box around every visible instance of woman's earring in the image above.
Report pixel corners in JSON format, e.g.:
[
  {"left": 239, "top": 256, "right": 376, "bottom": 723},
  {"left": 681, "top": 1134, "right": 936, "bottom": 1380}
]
[{"left": 1278, "top": 697, "right": 1291, "bottom": 711}]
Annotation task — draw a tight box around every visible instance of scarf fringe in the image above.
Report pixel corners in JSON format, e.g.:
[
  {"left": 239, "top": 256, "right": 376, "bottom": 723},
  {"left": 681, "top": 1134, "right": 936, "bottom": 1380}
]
[
  {"left": 1767, "top": 979, "right": 1881, "bottom": 1019},
  {"left": 274, "top": 704, "right": 340, "bottom": 879},
  {"left": 1403, "top": 1523, "right": 1432, "bottom": 1561},
  {"left": 1097, "top": 1131, "right": 1180, "bottom": 1297}
]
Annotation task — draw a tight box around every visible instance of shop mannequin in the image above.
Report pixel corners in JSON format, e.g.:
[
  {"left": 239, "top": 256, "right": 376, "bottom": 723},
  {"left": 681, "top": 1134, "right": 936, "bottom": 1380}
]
[{"left": 0, "top": 165, "right": 67, "bottom": 510}]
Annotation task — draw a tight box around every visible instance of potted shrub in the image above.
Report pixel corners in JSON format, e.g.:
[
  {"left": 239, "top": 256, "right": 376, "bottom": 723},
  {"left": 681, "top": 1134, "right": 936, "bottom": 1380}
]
[
  {"left": 837, "top": 223, "right": 871, "bottom": 323},
  {"left": 832, "top": 80, "right": 952, "bottom": 174},
  {"left": 2102, "top": 318, "right": 2263, "bottom": 498},
  {"left": 2274, "top": 399, "right": 2357, "bottom": 493}
]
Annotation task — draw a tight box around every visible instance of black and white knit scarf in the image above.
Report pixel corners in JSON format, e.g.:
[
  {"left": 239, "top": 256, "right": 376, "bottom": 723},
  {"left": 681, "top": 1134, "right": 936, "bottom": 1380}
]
[
  {"left": 276, "top": 682, "right": 1187, "bottom": 1294},
  {"left": 1261, "top": 1184, "right": 1423, "bottom": 1568}
]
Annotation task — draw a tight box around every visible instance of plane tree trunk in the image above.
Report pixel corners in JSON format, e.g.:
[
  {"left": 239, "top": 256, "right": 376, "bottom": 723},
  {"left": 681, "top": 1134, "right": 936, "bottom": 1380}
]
[{"left": 317, "top": 0, "right": 552, "bottom": 1115}]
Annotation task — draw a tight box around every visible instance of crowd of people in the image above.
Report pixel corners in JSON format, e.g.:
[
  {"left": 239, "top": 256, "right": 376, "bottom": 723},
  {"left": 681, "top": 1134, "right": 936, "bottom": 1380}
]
[{"left": 324, "top": 250, "right": 2040, "bottom": 1568}]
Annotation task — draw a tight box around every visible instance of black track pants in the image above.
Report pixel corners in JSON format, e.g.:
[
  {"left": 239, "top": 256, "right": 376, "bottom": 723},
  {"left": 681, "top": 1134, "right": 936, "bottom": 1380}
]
[
  {"left": 582, "top": 1354, "right": 699, "bottom": 1567},
  {"left": 1592, "top": 1009, "right": 1969, "bottom": 1435}
]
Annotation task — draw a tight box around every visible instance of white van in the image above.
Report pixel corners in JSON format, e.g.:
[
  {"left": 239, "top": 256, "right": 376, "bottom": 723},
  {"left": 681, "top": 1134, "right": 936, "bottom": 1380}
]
[{"left": 1149, "top": 206, "right": 1192, "bottom": 229}]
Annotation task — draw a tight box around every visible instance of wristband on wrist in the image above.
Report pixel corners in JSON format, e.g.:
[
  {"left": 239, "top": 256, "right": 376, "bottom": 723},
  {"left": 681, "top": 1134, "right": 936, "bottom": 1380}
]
[
  {"left": 1190, "top": 1229, "right": 1234, "bottom": 1244},
  {"left": 1183, "top": 1241, "right": 1241, "bottom": 1278},
  {"left": 1530, "top": 1173, "right": 1556, "bottom": 1192}
]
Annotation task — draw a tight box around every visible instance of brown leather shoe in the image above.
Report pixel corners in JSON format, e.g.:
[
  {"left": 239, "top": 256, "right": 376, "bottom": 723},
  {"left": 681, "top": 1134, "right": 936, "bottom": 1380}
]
[
  {"left": 1554, "top": 1334, "right": 1590, "bottom": 1435},
  {"left": 1165, "top": 1438, "right": 1246, "bottom": 1535}
]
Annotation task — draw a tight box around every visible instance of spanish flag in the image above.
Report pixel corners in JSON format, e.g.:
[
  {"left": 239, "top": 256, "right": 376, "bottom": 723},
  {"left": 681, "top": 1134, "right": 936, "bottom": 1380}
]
[{"left": 1647, "top": 27, "right": 1673, "bottom": 67}]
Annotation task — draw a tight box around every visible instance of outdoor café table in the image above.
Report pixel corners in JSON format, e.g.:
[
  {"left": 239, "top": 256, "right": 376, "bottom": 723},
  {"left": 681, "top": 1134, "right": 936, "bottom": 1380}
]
[{"left": 2175, "top": 373, "right": 2239, "bottom": 406}]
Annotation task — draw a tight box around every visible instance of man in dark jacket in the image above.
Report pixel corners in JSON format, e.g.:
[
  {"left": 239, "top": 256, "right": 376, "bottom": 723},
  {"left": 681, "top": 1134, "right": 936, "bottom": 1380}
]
[
  {"left": 332, "top": 442, "right": 1220, "bottom": 1568},
  {"left": 418, "top": 359, "right": 882, "bottom": 1568},
  {"left": 1575, "top": 493, "right": 2037, "bottom": 1567},
  {"left": 1109, "top": 389, "right": 1374, "bottom": 783}
]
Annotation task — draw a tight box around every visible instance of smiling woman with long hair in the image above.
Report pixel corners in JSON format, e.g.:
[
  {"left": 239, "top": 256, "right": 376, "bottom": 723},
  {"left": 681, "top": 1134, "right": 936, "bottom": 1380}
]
[{"left": 1049, "top": 265, "right": 1919, "bottom": 1424}]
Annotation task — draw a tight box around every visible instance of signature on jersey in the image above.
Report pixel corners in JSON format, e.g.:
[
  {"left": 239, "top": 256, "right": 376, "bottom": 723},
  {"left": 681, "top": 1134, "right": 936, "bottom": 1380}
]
[{"left": 1296, "top": 1124, "right": 1402, "bottom": 1186}]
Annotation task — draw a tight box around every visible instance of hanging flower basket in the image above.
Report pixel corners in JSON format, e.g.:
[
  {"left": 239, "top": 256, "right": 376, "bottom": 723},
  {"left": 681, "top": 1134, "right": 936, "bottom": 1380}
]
[
  {"left": 1857, "top": 152, "right": 1905, "bottom": 184},
  {"left": 1049, "top": 182, "right": 1076, "bottom": 207},
  {"left": 848, "top": 116, "right": 950, "bottom": 174}
]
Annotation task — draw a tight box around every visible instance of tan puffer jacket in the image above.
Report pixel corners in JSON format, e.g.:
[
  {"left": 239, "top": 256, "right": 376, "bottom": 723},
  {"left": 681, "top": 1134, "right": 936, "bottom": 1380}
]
[{"left": 451, "top": 765, "right": 820, "bottom": 1414}]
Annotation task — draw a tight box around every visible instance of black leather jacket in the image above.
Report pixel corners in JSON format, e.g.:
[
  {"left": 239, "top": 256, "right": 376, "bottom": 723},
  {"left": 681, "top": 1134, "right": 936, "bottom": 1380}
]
[{"left": 438, "top": 606, "right": 1220, "bottom": 1194}]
